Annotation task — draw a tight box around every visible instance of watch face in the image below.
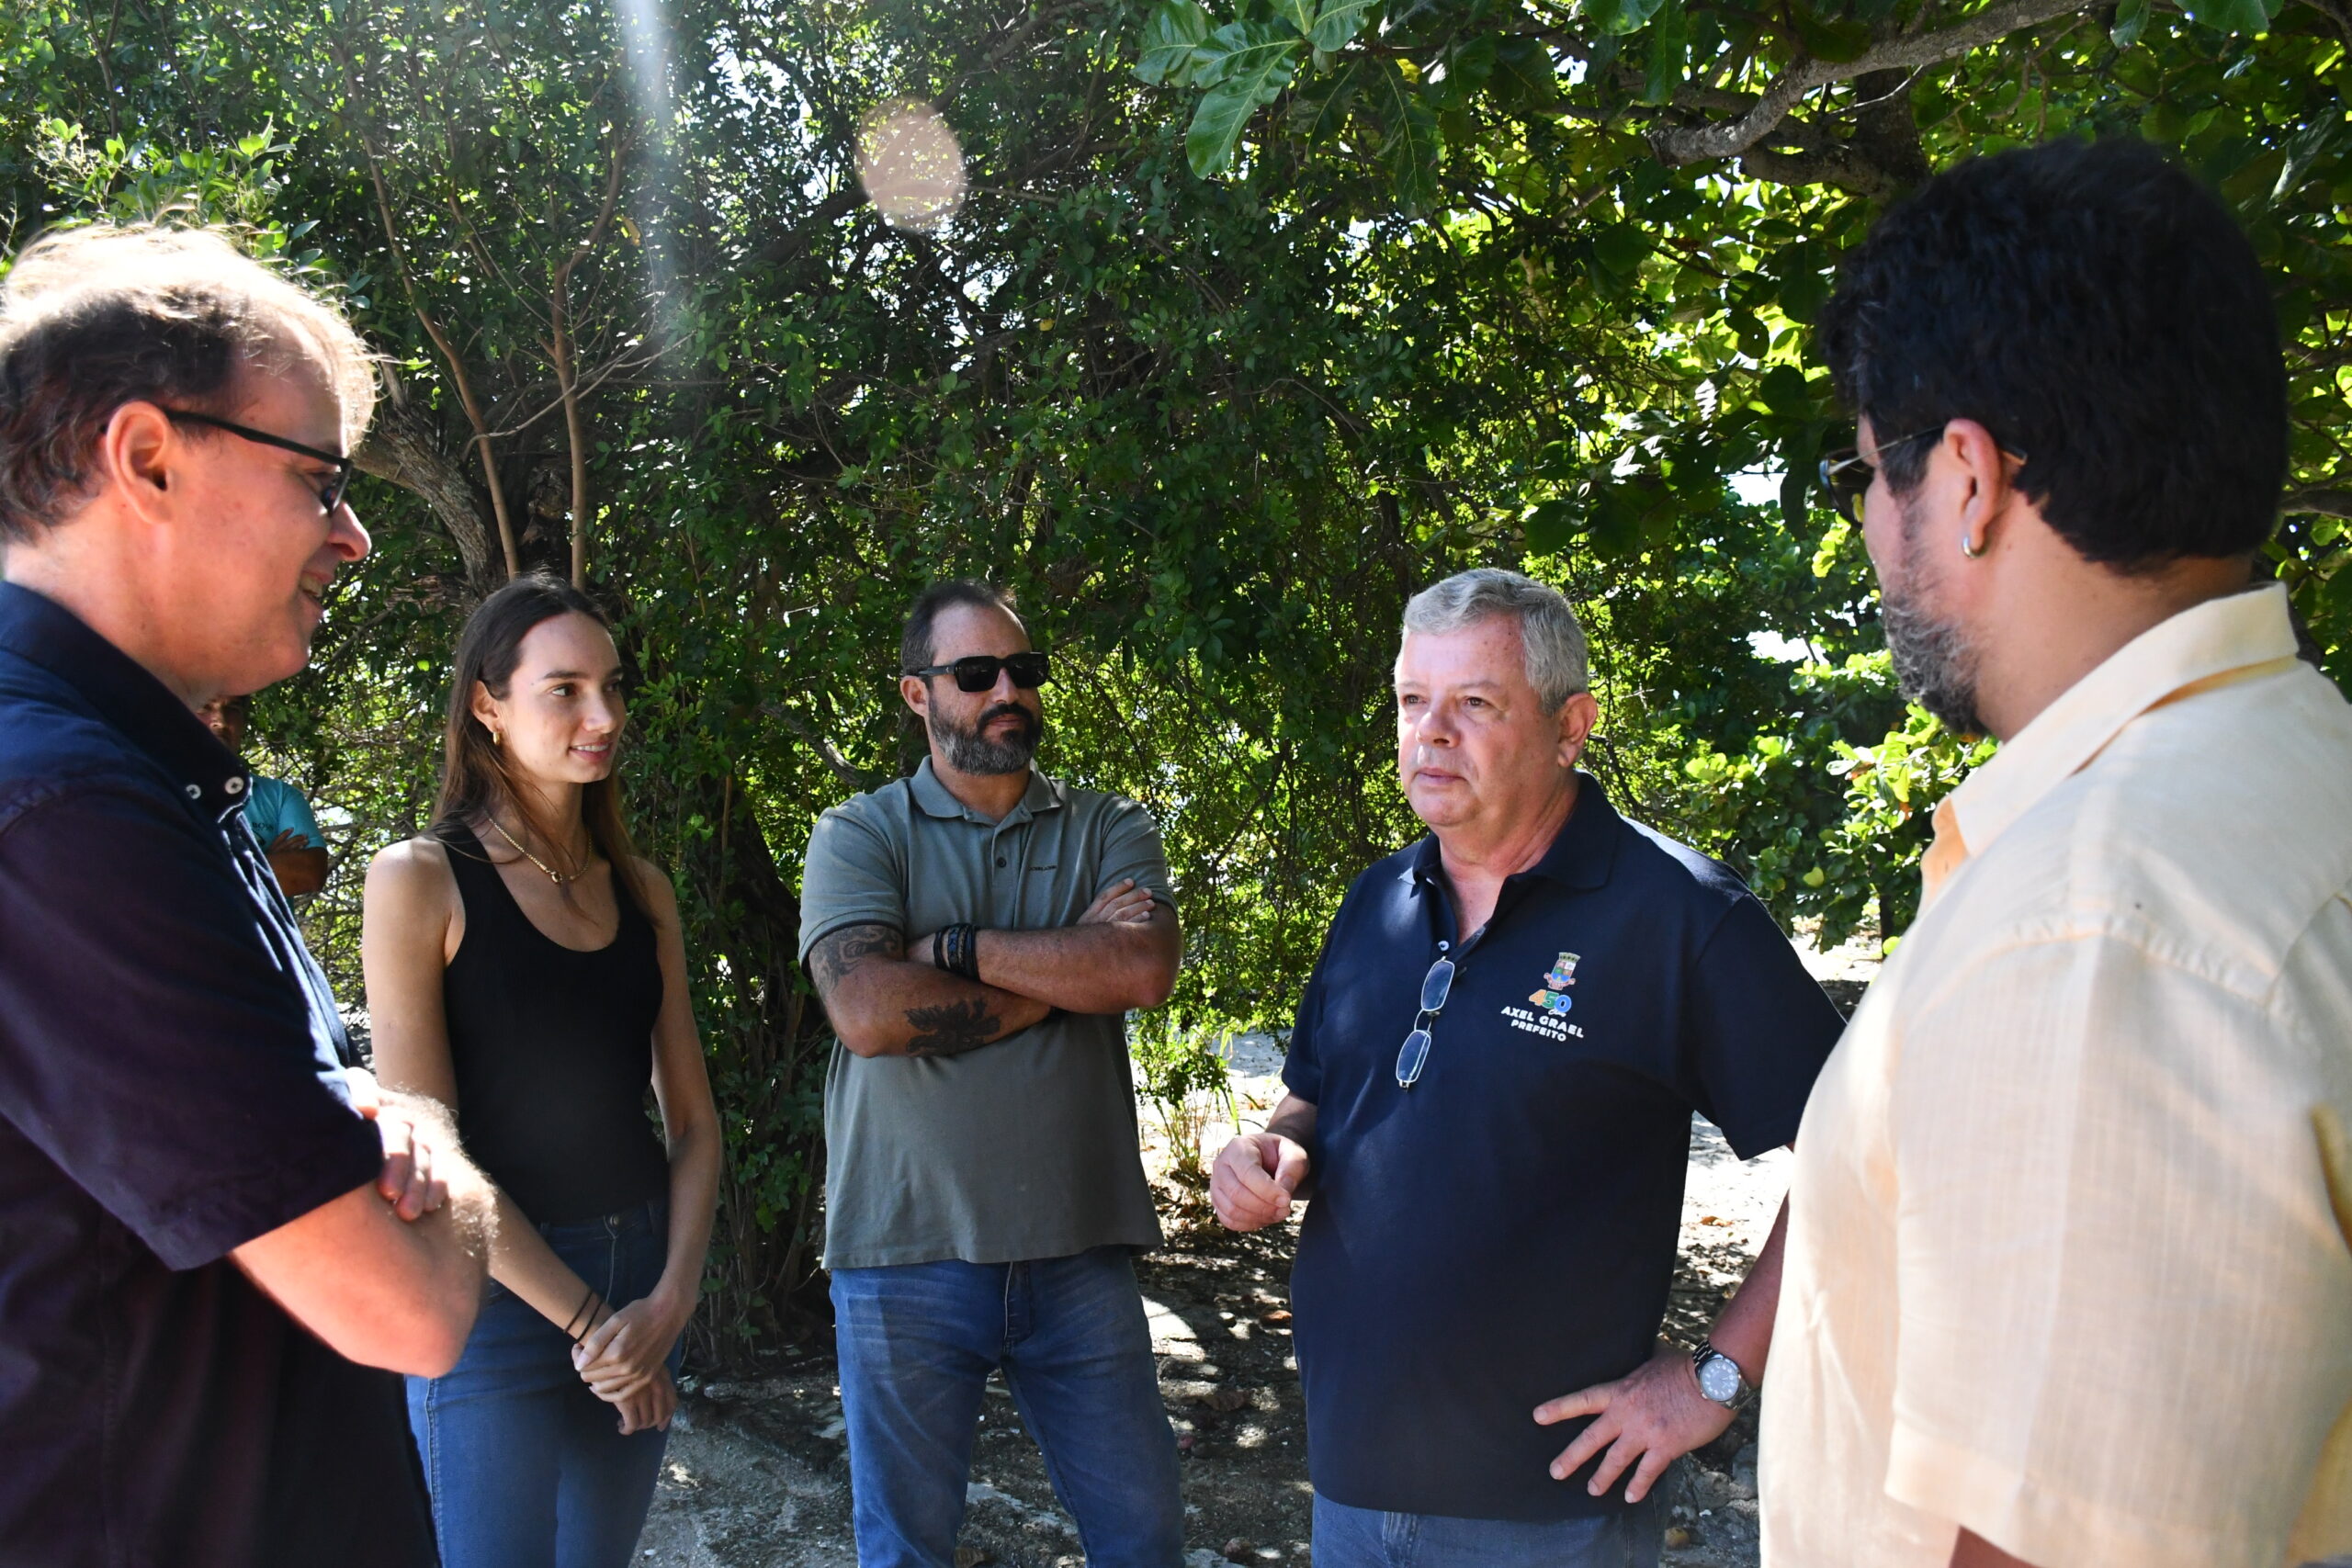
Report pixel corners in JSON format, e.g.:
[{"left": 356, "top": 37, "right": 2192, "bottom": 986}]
[{"left": 1698, "top": 1353, "right": 1742, "bottom": 1404}]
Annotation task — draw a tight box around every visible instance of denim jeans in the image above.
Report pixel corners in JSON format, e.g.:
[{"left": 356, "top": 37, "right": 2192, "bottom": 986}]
[
  {"left": 406, "top": 1198, "right": 683, "bottom": 1568},
  {"left": 1311, "top": 1490, "right": 1664, "bottom": 1568},
  {"left": 830, "top": 1245, "right": 1185, "bottom": 1568}
]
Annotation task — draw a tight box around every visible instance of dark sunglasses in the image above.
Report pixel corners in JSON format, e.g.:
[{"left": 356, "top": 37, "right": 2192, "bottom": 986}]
[
  {"left": 1816, "top": 428, "right": 1945, "bottom": 525},
  {"left": 907, "top": 651, "right": 1053, "bottom": 693},
  {"left": 1395, "top": 953, "right": 1456, "bottom": 1090},
  {"left": 165, "top": 410, "right": 356, "bottom": 515}
]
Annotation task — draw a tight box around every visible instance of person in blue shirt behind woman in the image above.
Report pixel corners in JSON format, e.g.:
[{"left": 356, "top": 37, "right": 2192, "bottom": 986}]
[{"left": 363, "top": 572, "right": 721, "bottom": 1568}]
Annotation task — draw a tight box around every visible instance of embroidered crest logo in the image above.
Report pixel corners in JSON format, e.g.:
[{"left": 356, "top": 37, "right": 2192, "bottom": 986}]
[{"left": 1528, "top": 951, "right": 1579, "bottom": 1015}]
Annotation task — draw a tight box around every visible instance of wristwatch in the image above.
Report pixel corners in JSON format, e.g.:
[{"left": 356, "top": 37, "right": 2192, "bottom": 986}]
[{"left": 1690, "top": 1341, "right": 1753, "bottom": 1409}]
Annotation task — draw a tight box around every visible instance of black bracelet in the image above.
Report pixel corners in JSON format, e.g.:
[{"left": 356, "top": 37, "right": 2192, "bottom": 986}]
[
  {"left": 564, "top": 1283, "right": 599, "bottom": 1343},
  {"left": 943, "top": 922, "right": 974, "bottom": 983},
  {"left": 933, "top": 927, "right": 951, "bottom": 974},
  {"left": 961, "top": 924, "right": 984, "bottom": 983}
]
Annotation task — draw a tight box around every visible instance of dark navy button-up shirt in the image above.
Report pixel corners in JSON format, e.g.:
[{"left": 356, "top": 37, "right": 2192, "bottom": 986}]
[
  {"left": 1283, "top": 776, "right": 1843, "bottom": 1521},
  {"left": 0, "top": 583, "right": 435, "bottom": 1567}
]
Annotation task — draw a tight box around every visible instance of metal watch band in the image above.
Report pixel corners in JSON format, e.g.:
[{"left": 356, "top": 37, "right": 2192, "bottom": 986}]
[{"left": 1690, "top": 1341, "right": 1753, "bottom": 1409}]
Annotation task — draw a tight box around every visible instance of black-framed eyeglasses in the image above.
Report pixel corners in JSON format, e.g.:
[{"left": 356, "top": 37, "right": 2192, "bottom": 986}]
[
  {"left": 164, "top": 410, "right": 356, "bottom": 515},
  {"left": 907, "top": 651, "right": 1053, "bottom": 693},
  {"left": 1816, "top": 428, "right": 1946, "bottom": 525},
  {"left": 1395, "top": 953, "right": 1455, "bottom": 1090}
]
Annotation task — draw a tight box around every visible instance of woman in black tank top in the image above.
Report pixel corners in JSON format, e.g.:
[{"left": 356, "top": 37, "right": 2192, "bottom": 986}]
[{"left": 361, "top": 575, "right": 720, "bottom": 1568}]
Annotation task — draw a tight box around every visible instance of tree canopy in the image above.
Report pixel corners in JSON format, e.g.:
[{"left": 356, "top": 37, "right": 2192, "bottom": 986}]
[{"left": 3, "top": 0, "right": 2344, "bottom": 1342}]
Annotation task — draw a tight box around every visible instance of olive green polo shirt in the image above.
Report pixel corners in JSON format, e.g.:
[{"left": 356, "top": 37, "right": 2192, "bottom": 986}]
[{"left": 797, "top": 760, "right": 1172, "bottom": 1269}]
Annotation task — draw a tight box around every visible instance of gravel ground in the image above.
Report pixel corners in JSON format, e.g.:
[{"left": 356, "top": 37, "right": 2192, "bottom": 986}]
[{"left": 637, "top": 936, "right": 1878, "bottom": 1567}]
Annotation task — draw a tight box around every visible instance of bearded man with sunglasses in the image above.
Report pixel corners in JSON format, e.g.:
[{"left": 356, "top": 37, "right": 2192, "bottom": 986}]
[
  {"left": 1214, "top": 569, "right": 1844, "bottom": 1568},
  {"left": 0, "top": 223, "right": 494, "bottom": 1566},
  {"left": 798, "top": 579, "right": 1186, "bottom": 1568}
]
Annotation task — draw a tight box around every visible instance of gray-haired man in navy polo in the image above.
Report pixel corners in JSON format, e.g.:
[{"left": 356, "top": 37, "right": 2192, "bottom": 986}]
[{"left": 1213, "top": 569, "right": 1843, "bottom": 1568}]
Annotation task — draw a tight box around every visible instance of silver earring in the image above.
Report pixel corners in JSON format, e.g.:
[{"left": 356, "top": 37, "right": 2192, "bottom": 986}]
[{"left": 1960, "top": 530, "right": 1986, "bottom": 560}]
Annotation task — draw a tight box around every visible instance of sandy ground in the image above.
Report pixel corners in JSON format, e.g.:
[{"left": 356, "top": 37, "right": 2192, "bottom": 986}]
[{"left": 635, "top": 934, "right": 1878, "bottom": 1567}]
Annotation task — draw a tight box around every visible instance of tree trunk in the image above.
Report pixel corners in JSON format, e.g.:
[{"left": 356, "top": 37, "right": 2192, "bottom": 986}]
[{"left": 354, "top": 400, "right": 503, "bottom": 601}]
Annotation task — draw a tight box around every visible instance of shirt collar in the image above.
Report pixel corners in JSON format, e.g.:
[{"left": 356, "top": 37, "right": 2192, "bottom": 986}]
[
  {"left": 910, "top": 756, "right": 1062, "bottom": 826},
  {"left": 1401, "top": 771, "right": 1623, "bottom": 895},
  {"left": 1942, "top": 582, "right": 2301, "bottom": 865},
  {"left": 0, "top": 582, "right": 251, "bottom": 821}
]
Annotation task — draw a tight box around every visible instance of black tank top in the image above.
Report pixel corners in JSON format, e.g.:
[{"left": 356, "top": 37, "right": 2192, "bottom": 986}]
[{"left": 435, "top": 822, "right": 670, "bottom": 1224}]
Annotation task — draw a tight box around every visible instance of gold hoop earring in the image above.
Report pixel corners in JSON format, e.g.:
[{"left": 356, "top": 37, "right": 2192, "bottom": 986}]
[
  {"left": 490, "top": 728, "right": 503, "bottom": 747},
  {"left": 1960, "top": 530, "right": 1987, "bottom": 560}
]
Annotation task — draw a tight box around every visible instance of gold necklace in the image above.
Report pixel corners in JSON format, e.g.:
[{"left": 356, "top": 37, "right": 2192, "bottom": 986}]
[{"left": 484, "top": 817, "right": 591, "bottom": 885}]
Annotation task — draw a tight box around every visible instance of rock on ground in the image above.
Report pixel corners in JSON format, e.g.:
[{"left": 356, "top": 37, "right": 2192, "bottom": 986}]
[{"left": 639, "top": 933, "right": 1876, "bottom": 1567}]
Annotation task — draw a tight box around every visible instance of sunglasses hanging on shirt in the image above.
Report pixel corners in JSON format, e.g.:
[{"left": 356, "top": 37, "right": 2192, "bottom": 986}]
[{"left": 907, "top": 651, "right": 1053, "bottom": 693}]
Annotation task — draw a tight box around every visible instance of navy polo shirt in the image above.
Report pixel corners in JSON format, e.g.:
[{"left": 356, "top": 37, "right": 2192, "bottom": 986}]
[
  {"left": 1283, "top": 776, "right": 1843, "bottom": 1521},
  {"left": 0, "top": 584, "right": 436, "bottom": 1567}
]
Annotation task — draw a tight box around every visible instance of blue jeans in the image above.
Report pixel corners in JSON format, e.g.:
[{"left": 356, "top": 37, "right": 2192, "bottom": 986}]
[
  {"left": 406, "top": 1198, "right": 683, "bottom": 1568},
  {"left": 830, "top": 1246, "right": 1184, "bottom": 1568},
  {"left": 1312, "top": 1491, "right": 1663, "bottom": 1568}
]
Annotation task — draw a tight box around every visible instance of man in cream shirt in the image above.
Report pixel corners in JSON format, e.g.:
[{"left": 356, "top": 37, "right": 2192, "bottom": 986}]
[{"left": 1762, "top": 140, "right": 2352, "bottom": 1568}]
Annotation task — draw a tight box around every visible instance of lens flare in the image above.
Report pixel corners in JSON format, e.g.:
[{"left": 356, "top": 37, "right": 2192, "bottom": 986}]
[{"left": 856, "top": 99, "right": 967, "bottom": 232}]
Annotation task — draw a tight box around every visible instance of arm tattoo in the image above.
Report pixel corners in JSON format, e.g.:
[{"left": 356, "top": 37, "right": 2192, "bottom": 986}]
[
  {"left": 808, "top": 921, "right": 904, "bottom": 997},
  {"left": 903, "top": 998, "right": 1002, "bottom": 1057}
]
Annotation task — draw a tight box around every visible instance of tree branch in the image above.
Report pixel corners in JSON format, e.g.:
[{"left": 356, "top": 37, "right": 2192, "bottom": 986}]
[
  {"left": 345, "top": 49, "right": 520, "bottom": 582},
  {"left": 2285, "top": 487, "right": 2352, "bottom": 521},
  {"left": 550, "top": 125, "right": 632, "bottom": 588},
  {"left": 355, "top": 395, "right": 498, "bottom": 591},
  {"left": 1647, "top": 0, "right": 2099, "bottom": 166}
]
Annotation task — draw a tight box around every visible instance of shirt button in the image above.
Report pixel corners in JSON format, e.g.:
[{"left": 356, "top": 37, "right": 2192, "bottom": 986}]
[
  {"left": 224, "top": 777, "right": 245, "bottom": 795},
  {"left": 183, "top": 784, "right": 201, "bottom": 800},
  {"left": 995, "top": 855, "right": 1007, "bottom": 868}
]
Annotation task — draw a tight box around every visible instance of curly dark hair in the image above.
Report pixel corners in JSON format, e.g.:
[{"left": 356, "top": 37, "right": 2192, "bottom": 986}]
[{"left": 1817, "top": 138, "right": 2286, "bottom": 570}]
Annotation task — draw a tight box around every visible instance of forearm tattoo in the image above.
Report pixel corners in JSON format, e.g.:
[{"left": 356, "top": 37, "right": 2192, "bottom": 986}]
[
  {"left": 808, "top": 922, "right": 904, "bottom": 997},
  {"left": 903, "top": 998, "right": 1001, "bottom": 1057}
]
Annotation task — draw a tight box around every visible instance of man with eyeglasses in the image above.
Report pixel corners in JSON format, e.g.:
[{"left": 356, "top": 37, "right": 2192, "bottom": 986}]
[
  {"left": 1213, "top": 568, "right": 1844, "bottom": 1568},
  {"left": 0, "top": 222, "right": 494, "bottom": 1566},
  {"left": 1762, "top": 141, "right": 2352, "bottom": 1568},
  {"left": 798, "top": 578, "right": 1187, "bottom": 1568}
]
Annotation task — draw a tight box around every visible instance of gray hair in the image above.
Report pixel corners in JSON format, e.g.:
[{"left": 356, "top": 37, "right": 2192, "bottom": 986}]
[
  {"left": 0, "top": 222, "right": 377, "bottom": 542},
  {"left": 1401, "top": 569, "right": 1590, "bottom": 712}
]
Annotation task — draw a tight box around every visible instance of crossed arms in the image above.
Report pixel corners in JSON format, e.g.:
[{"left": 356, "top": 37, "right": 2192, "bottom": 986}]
[{"left": 808, "top": 878, "right": 1182, "bottom": 1057}]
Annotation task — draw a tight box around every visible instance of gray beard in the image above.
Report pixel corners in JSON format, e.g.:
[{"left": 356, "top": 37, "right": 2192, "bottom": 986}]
[
  {"left": 1875, "top": 488, "right": 1986, "bottom": 737},
  {"left": 1880, "top": 582, "right": 1985, "bottom": 737},
  {"left": 932, "top": 705, "right": 1042, "bottom": 775}
]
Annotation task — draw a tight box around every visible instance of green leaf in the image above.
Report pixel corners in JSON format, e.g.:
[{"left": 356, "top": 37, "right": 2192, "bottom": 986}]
[
  {"left": 1591, "top": 223, "right": 1651, "bottom": 278},
  {"left": 1439, "top": 34, "right": 1498, "bottom": 104},
  {"left": 1136, "top": 0, "right": 1212, "bottom": 85},
  {"left": 2179, "top": 0, "right": 2268, "bottom": 31},
  {"left": 1288, "top": 59, "right": 1366, "bottom": 138},
  {"left": 1309, "top": 0, "right": 1378, "bottom": 51},
  {"left": 1193, "top": 19, "right": 1304, "bottom": 90},
  {"left": 1787, "top": 6, "right": 1871, "bottom": 61},
  {"left": 1277, "top": 0, "right": 1318, "bottom": 39},
  {"left": 1757, "top": 363, "right": 1814, "bottom": 416},
  {"left": 1639, "top": 0, "right": 1688, "bottom": 106},
  {"left": 1185, "top": 29, "right": 1304, "bottom": 175},
  {"left": 1370, "top": 61, "right": 1442, "bottom": 216},
  {"left": 1489, "top": 36, "right": 1560, "bottom": 110},
  {"left": 1524, "top": 498, "right": 1583, "bottom": 554},
  {"left": 1583, "top": 0, "right": 1667, "bottom": 37},
  {"left": 2109, "top": 0, "right": 2148, "bottom": 47}
]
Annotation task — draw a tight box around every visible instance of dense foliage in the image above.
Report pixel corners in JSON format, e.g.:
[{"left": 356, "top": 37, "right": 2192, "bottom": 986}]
[{"left": 5, "top": 0, "right": 2344, "bottom": 1347}]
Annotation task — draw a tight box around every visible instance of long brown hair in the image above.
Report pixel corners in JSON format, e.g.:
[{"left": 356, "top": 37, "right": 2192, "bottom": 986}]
[{"left": 434, "top": 572, "right": 644, "bottom": 908}]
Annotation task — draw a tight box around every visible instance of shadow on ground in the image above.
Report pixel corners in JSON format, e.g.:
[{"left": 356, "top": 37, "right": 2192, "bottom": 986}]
[{"left": 641, "top": 1142, "right": 1776, "bottom": 1568}]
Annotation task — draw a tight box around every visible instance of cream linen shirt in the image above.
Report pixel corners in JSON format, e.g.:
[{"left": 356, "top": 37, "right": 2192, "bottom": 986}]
[{"left": 1761, "top": 584, "right": 2352, "bottom": 1568}]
